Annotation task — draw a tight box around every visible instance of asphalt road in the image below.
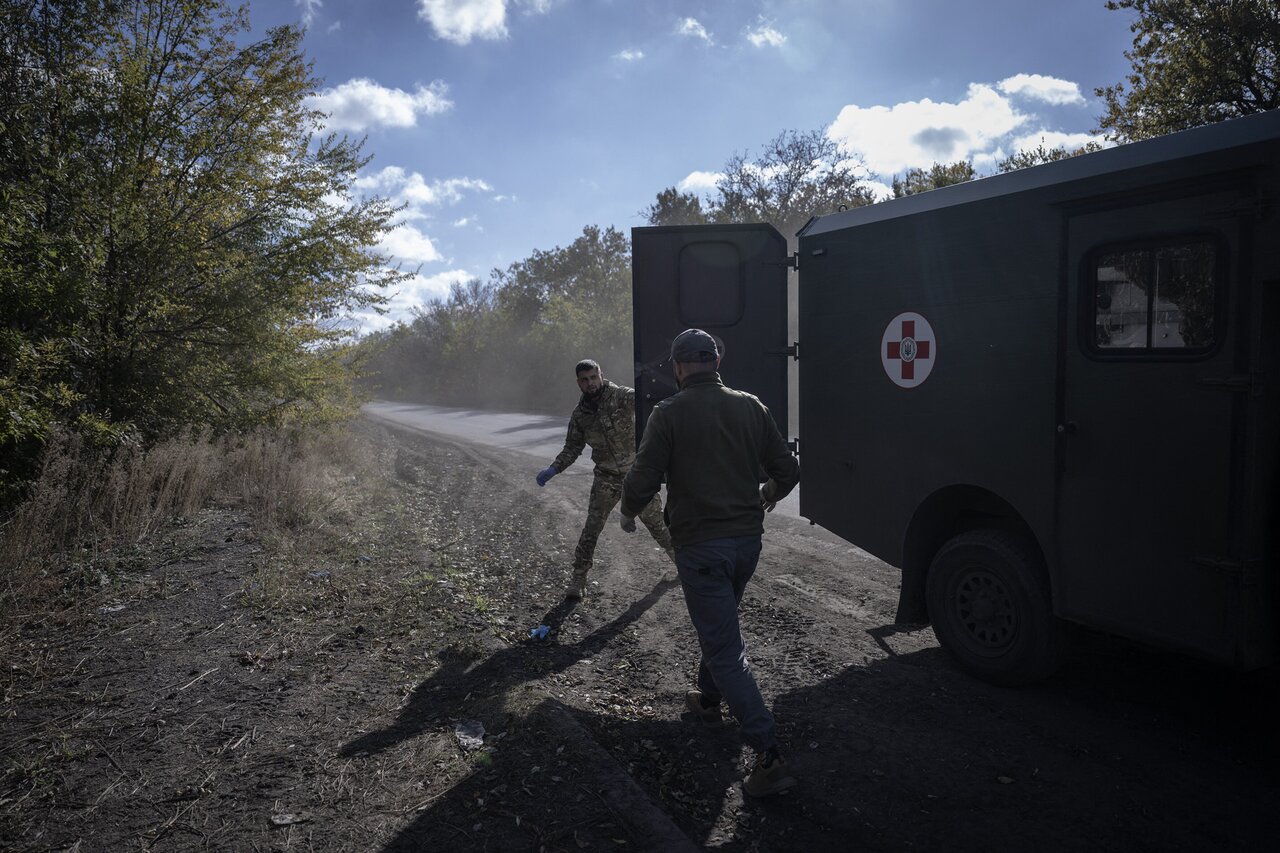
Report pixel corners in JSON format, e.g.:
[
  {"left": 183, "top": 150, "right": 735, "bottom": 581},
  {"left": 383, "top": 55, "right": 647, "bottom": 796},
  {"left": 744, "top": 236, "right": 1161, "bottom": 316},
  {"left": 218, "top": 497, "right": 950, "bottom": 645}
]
[{"left": 361, "top": 400, "right": 804, "bottom": 518}]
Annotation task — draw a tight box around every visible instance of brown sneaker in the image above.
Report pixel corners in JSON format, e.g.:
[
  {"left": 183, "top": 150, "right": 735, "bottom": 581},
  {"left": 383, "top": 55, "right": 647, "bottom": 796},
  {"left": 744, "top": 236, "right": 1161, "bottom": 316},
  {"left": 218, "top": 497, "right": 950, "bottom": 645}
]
[
  {"left": 744, "top": 747, "right": 796, "bottom": 797},
  {"left": 684, "top": 689, "right": 722, "bottom": 723}
]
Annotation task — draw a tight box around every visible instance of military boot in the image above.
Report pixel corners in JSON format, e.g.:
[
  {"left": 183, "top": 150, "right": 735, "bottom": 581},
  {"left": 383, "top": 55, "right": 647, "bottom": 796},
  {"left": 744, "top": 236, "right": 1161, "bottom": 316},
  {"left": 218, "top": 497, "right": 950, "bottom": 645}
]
[{"left": 565, "top": 573, "right": 588, "bottom": 601}]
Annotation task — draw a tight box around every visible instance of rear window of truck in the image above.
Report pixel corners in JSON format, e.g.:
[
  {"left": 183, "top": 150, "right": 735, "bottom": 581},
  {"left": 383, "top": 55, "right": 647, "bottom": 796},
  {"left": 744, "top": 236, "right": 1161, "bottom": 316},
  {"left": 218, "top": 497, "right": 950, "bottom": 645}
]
[{"left": 1089, "top": 238, "right": 1219, "bottom": 353}]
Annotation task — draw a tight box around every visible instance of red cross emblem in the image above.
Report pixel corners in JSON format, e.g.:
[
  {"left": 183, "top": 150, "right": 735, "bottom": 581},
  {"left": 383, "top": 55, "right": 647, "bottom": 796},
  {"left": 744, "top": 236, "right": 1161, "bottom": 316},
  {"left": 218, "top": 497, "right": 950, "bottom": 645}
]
[{"left": 881, "top": 312, "right": 936, "bottom": 388}]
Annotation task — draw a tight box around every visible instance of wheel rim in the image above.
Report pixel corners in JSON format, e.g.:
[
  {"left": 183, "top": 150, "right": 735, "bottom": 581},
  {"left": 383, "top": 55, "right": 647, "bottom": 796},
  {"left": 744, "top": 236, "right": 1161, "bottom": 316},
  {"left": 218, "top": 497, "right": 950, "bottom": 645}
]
[{"left": 953, "top": 568, "right": 1017, "bottom": 655}]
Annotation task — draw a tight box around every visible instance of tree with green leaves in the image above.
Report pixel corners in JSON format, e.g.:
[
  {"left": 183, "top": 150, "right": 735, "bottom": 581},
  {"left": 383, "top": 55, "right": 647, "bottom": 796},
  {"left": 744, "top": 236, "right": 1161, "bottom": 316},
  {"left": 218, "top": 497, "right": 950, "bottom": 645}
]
[
  {"left": 359, "top": 225, "right": 633, "bottom": 414},
  {"left": 641, "top": 188, "right": 710, "bottom": 227},
  {"left": 644, "top": 128, "right": 876, "bottom": 241},
  {"left": 996, "top": 141, "right": 1104, "bottom": 172},
  {"left": 891, "top": 160, "right": 977, "bottom": 198},
  {"left": 1, "top": 0, "right": 401, "bottom": 501},
  {"left": 1096, "top": 0, "right": 1280, "bottom": 142}
]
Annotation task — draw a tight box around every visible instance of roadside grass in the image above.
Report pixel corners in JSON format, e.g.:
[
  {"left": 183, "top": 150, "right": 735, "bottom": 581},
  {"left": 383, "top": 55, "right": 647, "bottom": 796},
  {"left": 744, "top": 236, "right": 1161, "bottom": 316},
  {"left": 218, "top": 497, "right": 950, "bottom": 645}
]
[
  {"left": 0, "top": 422, "right": 632, "bottom": 845},
  {"left": 0, "top": 421, "right": 481, "bottom": 835},
  {"left": 0, "top": 415, "right": 518, "bottom": 669},
  {"left": 0, "top": 423, "right": 423, "bottom": 648}
]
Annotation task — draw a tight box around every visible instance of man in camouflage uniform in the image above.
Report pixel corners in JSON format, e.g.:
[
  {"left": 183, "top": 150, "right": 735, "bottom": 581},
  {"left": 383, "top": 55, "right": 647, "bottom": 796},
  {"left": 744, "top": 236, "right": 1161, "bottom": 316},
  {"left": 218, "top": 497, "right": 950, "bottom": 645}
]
[{"left": 536, "top": 359, "right": 675, "bottom": 600}]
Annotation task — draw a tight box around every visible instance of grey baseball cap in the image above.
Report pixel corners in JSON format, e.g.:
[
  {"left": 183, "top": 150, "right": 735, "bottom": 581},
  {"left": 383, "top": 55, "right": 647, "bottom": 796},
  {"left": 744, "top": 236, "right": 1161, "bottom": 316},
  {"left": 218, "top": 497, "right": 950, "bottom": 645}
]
[{"left": 670, "top": 328, "right": 720, "bottom": 363}]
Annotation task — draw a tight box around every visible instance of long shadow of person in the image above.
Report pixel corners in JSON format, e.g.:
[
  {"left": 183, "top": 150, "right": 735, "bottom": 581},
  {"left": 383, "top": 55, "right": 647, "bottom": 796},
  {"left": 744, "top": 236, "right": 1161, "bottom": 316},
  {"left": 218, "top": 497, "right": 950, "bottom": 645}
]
[
  {"left": 381, "top": 697, "right": 724, "bottom": 852},
  {"left": 339, "top": 577, "right": 681, "bottom": 760}
]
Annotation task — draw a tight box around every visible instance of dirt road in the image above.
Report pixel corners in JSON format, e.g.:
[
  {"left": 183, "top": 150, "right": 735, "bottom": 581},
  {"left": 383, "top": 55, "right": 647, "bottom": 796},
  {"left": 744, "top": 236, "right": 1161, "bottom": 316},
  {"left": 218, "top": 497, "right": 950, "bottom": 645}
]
[
  {"left": 362, "top": 400, "right": 803, "bottom": 519},
  {"left": 3, "top": 411, "right": 1278, "bottom": 851},
  {"left": 367, "top": 405, "right": 1280, "bottom": 851}
]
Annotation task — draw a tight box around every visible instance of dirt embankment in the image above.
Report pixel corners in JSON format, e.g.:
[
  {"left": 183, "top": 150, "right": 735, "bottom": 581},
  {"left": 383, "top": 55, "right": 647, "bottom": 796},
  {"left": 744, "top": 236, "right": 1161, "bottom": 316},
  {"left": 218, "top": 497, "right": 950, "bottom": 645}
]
[{"left": 3, "top": 419, "right": 1280, "bottom": 852}]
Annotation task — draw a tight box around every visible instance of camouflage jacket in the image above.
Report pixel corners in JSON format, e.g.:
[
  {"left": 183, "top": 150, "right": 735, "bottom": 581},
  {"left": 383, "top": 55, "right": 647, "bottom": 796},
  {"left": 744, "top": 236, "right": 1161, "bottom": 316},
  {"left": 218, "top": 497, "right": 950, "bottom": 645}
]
[{"left": 551, "top": 381, "right": 636, "bottom": 479}]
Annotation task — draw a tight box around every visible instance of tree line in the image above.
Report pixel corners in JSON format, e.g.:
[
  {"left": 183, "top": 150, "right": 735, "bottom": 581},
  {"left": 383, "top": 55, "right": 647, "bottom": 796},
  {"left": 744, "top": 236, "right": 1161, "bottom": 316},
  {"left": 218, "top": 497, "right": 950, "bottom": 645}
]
[
  {"left": 353, "top": 135, "right": 1091, "bottom": 413},
  {"left": 1, "top": 0, "right": 403, "bottom": 506},
  {"left": 359, "top": 0, "right": 1278, "bottom": 414},
  {"left": 3, "top": 0, "right": 1277, "bottom": 505}
]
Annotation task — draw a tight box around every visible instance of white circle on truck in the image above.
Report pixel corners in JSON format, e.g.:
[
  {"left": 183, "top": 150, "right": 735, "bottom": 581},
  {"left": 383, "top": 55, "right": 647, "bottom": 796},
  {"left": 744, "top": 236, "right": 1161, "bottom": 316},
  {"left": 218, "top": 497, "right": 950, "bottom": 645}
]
[{"left": 881, "top": 312, "right": 936, "bottom": 388}]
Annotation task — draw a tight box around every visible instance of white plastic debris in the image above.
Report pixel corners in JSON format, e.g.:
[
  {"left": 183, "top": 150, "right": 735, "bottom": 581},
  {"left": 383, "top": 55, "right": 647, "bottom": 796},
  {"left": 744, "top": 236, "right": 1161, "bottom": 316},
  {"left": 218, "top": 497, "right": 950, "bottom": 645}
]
[
  {"left": 454, "top": 720, "right": 485, "bottom": 751},
  {"left": 270, "top": 813, "right": 309, "bottom": 826}
]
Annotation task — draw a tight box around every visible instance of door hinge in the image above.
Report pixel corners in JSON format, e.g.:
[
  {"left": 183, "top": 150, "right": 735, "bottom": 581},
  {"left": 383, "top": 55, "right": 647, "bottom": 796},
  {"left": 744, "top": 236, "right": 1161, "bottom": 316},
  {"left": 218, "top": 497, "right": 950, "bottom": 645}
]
[
  {"left": 767, "top": 342, "right": 799, "bottom": 361},
  {"left": 765, "top": 253, "right": 799, "bottom": 271},
  {"left": 1197, "top": 374, "right": 1254, "bottom": 392}
]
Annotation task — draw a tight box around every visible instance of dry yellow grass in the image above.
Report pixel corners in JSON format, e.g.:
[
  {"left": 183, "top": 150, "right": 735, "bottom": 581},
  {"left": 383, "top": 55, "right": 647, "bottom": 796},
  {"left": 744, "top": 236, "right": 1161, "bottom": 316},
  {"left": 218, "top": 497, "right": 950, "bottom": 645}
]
[{"left": 0, "top": 425, "right": 358, "bottom": 627}]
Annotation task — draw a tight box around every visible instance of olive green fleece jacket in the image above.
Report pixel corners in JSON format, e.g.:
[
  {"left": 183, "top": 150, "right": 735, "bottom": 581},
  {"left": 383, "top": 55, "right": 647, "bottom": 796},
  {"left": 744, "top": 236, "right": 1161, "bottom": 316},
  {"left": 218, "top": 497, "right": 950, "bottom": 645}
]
[{"left": 621, "top": 371, "right": 799, "bottom": 547}]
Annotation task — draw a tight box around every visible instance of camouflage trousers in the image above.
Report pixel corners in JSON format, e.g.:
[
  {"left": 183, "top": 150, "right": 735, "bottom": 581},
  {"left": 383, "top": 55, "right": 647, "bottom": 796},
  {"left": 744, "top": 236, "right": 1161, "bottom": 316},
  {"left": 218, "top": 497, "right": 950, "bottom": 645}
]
[{"left": 572, "top": 474, "right": 675, "bottom": 581}]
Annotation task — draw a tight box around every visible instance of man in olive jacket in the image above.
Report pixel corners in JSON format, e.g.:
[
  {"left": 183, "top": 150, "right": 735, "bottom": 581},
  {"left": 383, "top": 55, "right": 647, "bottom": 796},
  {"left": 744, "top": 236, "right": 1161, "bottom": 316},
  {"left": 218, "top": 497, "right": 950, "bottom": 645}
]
[
  {"left": 619, "top": 329, "right": 800, "bottom": 797},
  {"left": 536, "top": 359, "right": 675, "bottom": 600}
]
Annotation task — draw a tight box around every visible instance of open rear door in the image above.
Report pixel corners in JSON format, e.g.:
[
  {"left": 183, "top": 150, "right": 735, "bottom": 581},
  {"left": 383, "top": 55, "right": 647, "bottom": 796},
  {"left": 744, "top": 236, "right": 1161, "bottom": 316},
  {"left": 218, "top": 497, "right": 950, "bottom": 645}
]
[{"left": 631, "top": 224, "right": 790, "bottom": 442}]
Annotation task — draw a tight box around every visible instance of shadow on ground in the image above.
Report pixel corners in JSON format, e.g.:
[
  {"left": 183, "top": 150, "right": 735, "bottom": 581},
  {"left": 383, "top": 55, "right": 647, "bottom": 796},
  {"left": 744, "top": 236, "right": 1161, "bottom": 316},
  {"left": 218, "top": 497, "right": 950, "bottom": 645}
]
[
  {"left": 349, "top": 592, "right": 1280, "bottom": 852},
  {"left": 339, "top": 578, "right": 680, "bottom": 761}
]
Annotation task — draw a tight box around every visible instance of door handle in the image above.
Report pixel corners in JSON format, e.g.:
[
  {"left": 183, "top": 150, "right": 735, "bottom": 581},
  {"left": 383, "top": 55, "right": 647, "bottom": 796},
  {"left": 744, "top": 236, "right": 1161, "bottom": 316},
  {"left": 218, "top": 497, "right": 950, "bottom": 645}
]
[{"left": 1056, "top": 422, "right": 1077, "bottom": 436}]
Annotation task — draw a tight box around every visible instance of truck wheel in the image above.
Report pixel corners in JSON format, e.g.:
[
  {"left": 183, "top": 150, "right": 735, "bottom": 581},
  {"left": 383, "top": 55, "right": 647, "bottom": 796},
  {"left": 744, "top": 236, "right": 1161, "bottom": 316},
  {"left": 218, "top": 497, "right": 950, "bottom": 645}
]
[{"left": 925, "top": 529, "right": 1060, "bottom": 686}]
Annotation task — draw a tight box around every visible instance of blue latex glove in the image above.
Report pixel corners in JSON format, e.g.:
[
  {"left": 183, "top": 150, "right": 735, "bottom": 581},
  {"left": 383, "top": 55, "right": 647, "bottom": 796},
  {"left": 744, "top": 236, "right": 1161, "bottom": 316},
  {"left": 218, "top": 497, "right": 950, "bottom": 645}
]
[{"left": 536, "top": 466, "right": 558, "bottom": 487}]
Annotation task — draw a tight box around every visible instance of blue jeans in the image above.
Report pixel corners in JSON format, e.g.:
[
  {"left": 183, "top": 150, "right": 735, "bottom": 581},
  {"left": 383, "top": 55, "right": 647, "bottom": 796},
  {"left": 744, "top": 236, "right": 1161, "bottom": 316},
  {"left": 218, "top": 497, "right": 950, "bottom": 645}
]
[{"left": 675, "top": 535, "right": 776, "bottom": 753}]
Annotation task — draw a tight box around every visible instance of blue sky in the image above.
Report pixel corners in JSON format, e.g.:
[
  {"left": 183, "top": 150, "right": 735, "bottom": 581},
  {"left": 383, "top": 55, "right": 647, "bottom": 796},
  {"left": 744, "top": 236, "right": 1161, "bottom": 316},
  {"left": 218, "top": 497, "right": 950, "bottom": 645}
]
[{"left": 249, "top": 0, "right": 1138, "bottom": 332}]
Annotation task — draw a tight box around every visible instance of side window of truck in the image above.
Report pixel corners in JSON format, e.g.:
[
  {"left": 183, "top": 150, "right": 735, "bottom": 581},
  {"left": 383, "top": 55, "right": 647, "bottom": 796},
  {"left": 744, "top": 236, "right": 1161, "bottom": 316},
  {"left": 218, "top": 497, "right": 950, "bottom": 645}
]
[{"left": 1089, "top": 238, "right": 1219, "bottom": 353}]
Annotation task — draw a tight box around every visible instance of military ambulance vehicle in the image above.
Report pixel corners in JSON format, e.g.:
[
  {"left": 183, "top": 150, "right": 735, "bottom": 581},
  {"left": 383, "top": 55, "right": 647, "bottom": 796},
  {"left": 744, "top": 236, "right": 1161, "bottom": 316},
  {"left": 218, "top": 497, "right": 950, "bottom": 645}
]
[{"left": 631, "top": 109, "right": 1280, "bottom": 685}]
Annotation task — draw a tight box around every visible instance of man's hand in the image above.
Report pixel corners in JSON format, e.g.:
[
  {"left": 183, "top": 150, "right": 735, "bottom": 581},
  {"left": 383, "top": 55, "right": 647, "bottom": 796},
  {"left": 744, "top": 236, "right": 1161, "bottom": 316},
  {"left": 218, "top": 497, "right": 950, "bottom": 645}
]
[
  {"left": 536, "top": 466, "right": 557, "bottom": 487},
  {"left": 619, "top": 513, "right": 637, "bottom": 533},
  {"left": 760, "top": 486, "right": 777, "bottom": 513}
]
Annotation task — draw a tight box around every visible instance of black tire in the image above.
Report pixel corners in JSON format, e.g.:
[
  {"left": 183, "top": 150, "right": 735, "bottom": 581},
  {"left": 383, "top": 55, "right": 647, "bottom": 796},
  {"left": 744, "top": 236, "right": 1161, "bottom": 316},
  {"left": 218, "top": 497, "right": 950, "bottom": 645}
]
[{"left": 925, "top": 529, "right": 1061, "bottom": 686}]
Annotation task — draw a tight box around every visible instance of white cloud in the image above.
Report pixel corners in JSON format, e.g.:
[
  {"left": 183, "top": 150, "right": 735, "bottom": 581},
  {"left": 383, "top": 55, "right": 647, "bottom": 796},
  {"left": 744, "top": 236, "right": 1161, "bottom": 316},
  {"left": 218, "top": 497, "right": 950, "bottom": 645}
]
[
  {"left": 340, "top": 163, "right": 497, "bottom": 332},
  {"left": 327, "top": 20, "right": 342, "bottom": 33},
  {"left": 972, "top": 148, "right": 1007, "bottom": 171},
  {"left": 418, "top": 0, "right": 556, "bottom": 45},
  {"left": 998, "top": 73, "right": 1086, "bottom": 106},
  {"left": 677, "top": 170, "right": 723, "bottom": 193},
  {"left": 352, "top": 269, "right": 476, "bottom": 333},
  {"left": 863, "top": 179, "right": 893, "bottom": 202},
  {"left": 379, "top": 223, "right": 443, "bottom": 265},
  {"left": 355, "top": 166, "right": 493, "bottom": 212},
  {"left": 827, "top": 76, "right": 1104, "bottom": 179},
  {"left": 349, "top": 164, "right": 495, "bottom": 293},
  {"left": 677, "top": 17, "right": 713, "bottom": 44},
  {"left": 828, "top": 82, "right": 1030, "bottom": 176},
  {"left": 419, "top": 0, "right": 507, "bottom": 43},
  {"left": 614, "top": 48, "right": 644, "bottom": 62},
  {"left": 398, "top": 269, "right": 474, "bottom": 312},
  {"left": 309, "top": 78, "right": 452, "bottom": 132},
  {"left": 295, "top": 0, "right": 321, "bottom": 27},
  {"left": 746, "top": 23, "right": 786, "bottom": 48},
  {"left": 1009, "top": 129, "right": 1102, "bottom": 152},
  {"left": 399, "top": 268, "right": 476, "bottom": 308}
]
